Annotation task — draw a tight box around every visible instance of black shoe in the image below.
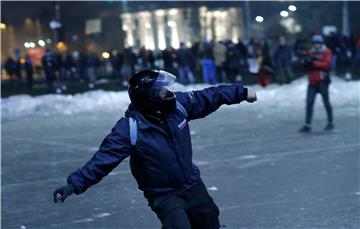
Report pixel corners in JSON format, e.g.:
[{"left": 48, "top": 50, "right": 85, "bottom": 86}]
[
  {"left": 324, "top": 123, "right": 334, "bottom": 131},
  {"left": 299, "top": 125, "right": 311, "bottom": 133}
]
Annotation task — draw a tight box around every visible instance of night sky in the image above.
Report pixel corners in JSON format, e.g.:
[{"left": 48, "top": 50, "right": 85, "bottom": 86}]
[{"left": 1, "top": 1, "right": 360, "bottom": 36}]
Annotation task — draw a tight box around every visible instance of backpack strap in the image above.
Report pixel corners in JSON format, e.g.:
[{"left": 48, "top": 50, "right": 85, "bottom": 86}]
[
  {"left": 128, "top": 117, "right": 137, "bottom": 146},
  {"left": 176, "top": 101, "right": 188, "bottom": 117}
]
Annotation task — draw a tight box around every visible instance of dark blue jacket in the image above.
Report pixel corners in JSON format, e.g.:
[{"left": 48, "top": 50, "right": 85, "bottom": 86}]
[{"left": 67, "top": 85, "right": 246, "bottom": 196}]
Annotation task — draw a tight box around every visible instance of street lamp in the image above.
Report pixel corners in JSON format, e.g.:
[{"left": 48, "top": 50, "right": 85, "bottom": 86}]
[
  {"left": 0, "top": 23, "right": 6, "bottom": 30},
  {"left": 101, "top": 51, "right": 110, "bottom": 59},
  {"left": 29, "top": 42, "right": 36, "bottom": 48},
  {"left": 280, "top": 11, "right": 289, "bottom": 17},
  {"left": 255, "top": 16, "right": 264, "bottom": 23},
  {"left": 38, "top": 40, "right": 46, "bottom": 47},
  {"left": 288, "top": 5, "right": 297, "bottom": 12}
]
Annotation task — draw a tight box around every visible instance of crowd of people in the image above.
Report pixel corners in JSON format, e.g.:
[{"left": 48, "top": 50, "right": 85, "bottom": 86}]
[{"left": 3, "top": 31, "right": 360, "bottom": 93}]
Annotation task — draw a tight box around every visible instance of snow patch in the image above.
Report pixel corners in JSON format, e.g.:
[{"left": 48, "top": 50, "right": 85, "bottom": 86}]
[
  {"left": 194, "top": 160, "right": 209, "bottom": 165},
  {"left": 2, "top": 77, "right": 359, "bottom": 121},
  {"left": 72, "top": 218, "right": 94, "bottom": 223},
  {"left": 238, "top": 155, "right": 259, "bottom": 160},
  {"left": 207, "top": 186, "right": 218, "bottom": 191},
  {"left": 94, "top": 213, "right": 111, "bottom": 218}
]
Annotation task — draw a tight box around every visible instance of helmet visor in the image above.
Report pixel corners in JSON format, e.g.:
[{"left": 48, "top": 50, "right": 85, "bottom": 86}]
[
  {"left": 151, "top": 70, "right": 176, "bottom": 88},
  {"left": 149, "top": 70, "right": 177, "bottom": 99}
]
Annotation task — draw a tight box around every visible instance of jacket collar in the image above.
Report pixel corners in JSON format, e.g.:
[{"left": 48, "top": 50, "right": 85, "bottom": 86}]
[{"left": 125, "top": 104, "right": 170, "bottom": 136}]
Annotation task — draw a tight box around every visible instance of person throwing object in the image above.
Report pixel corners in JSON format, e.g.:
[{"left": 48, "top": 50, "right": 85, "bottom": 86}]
[{"left": 54, "top": 69, "right": 257, "bottom": 228}]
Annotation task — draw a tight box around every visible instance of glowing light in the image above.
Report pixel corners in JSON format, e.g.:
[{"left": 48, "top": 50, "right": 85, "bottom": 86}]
[
  {"left": 288, "top": 5, "right": 297, "bottom": 12},
  {"left": 221, "top": 12, "right": 228, "bottom": 18},
  {"left": 168, "top": 9, "right": 178, "bottom": 16},
  {"left": 56, "top": 41, "right": 67, "bottom": 52},
  {"left": 122, "top": 25, "right": 128, "bottom": 31},
  {"left": 20, "top": 58, "right": 26, "bottom": 65},
  {"left": 56, "top": 41, "right": 65, "bottom": 49},
  {"left": 167, "top": 21, "right": 176, "bottom": 27},
  {"left": 280, "top": 11, "right": 289, "bottom": 17},
  {"left": 155, "top": 10, "right": 165, "bottom": 17},
  {"left": 24, "top": 42, "right": 30, "bottom": 48},
  {"left": 101, "top": 52, "right": 110, "bottom": 59},
  {"left": 280, "top": 17, "right": 301, "bottom": 33},
  {"left": 214, "top": 11, "right": 222, "bottom": 18},
  {"left": 29, "top": 42, "right": 36, "bottom": 48},
  {"left": 255, "top": 16, "right": 264, "bottom": 23},
  {"left": 0, "top": 23, "right": 6, "bottom": 30},
  {"left": 38, "top": 40, "right": 45, "bottom": 47}
]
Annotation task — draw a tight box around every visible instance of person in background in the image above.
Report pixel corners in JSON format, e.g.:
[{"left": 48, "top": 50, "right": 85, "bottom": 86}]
[
  {"left": 213, "top": 41, "right": 227, "bottom": 83},
  {"left": 177, "top": 42, "right": 195, "bottom": 85},
  {"left": 147, "top": 50, "right": 156, "bottom": 69},
  {"left": 235, "top": 38, "right": 249, "bottom": 80},
  {"left": 24, "top": 55, "right": 33, "bottom": 90},
  {"left": 110, "top": 50, "right": 123, "bottom": 81},
  {"left": 273, "top": 36, "right": 294, "bottom": 84},
  {"left": 4, "top": 57, "right": 17, "bottom": 87},
  {"left": 85, "top": 52, "right": 100, "bottom": 89},
  {"left": 201, "top": 40, "right": 217, "bottom": 84},
  {"left": 42, "top": 49, "right": 57, "bottom": 93},
  {"left": 121, "top": 47, "right": 137, "bottom": 86},
  {"left": 299, "top": 35, "right": 334, "bottom": 133},
  {"left": 224, "top": 41, "right": 240, "bottom": 83}
]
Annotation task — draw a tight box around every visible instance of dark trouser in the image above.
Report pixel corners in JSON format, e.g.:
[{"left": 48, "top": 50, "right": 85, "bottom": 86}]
[
  {"left": 147, "top": 179, "right": 220, "bottom": 229},
  {"left": 305, "top": 81, "right": 333, "bottom": 125},
  {"left": 277, "top": 65, "right": 293, "bottom": 84}
]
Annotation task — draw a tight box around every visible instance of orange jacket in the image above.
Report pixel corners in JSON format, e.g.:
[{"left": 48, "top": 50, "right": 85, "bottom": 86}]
[{"left": 306, "top": 47, "right": 332, "bottom": 86}]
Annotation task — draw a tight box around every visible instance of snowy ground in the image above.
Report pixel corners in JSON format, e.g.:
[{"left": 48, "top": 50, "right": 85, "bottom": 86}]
[{"left": 2, "top": 77, "right": 360, "bottom": 228}]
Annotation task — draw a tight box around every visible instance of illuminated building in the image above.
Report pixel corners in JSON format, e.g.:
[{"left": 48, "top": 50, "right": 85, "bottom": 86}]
[{"left": 120, "top": 6, "right": 245, "bottom": 50}]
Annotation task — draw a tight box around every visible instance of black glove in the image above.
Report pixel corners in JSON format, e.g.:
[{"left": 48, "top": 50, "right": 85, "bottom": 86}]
[
  {"left": 53, "top": 184, "right": 75, "bottom": 203},
  {"left": 302, "top": 55, "right": 317, "bottom": 69}
]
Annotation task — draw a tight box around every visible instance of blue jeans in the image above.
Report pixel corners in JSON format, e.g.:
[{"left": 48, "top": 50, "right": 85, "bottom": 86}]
[
  {"left": 202, "top": 59, "right": 217, "bottom": 84},
  {"left": 179, "top": 66, "right": 194, "bottom": 85}
]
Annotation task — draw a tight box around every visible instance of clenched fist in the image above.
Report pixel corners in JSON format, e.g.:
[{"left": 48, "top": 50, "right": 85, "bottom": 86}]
[{"left": 245, "top": 87, "right": 257, "bottom": 103}]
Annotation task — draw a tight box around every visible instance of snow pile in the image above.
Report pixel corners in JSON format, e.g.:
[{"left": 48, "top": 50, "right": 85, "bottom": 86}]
[
  {"left": 1, "top": 77, "right": 359, "bottom": 121},
  {"left": 1, "top": 90, "right": 130, "bottom": 121}
]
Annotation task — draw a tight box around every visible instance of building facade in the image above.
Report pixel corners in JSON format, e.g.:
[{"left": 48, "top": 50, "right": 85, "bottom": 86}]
[{"left": 121, "top": 6, "right": 245, "bottom": 50}]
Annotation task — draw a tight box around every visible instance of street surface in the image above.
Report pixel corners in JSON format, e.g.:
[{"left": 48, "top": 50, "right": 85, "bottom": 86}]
[{"left": 2, "top": 80, "right": 359, "bottom": 228}]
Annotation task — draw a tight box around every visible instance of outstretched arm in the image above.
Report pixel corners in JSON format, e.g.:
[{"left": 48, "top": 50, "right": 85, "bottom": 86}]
[
  {"left": 175, "top": 84, "right": 257, "bottom": 121},
  {"left": 54, "top": 118, "right": 132, "bottom": 202}
]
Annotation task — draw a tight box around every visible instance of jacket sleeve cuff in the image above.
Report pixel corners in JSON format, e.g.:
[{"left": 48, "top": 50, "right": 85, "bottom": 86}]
[
  {"left": 242, "top": 87, "right": 248, "bottom": 101},
  {"left": 67, "top": 177, "right": 81, "bottom": 195}
]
